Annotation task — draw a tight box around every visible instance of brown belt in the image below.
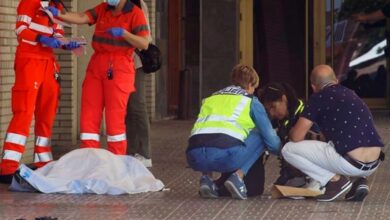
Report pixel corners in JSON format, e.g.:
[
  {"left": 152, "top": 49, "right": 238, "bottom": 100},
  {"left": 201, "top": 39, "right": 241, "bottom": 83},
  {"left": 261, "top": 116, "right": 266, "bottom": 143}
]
[{"left": 343, "top": 154, "right": 380, "bottom": 171}]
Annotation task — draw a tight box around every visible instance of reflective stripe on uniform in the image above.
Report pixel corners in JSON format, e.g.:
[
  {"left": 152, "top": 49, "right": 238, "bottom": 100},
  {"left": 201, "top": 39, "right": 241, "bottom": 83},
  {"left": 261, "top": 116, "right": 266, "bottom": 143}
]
[
  {"left": 92, "top": 35, "right": 131, "bottom": 47},
  {"left": 55, "top": 24, "right": 63, "bottom": 30},
  {"left": 87, "top": 9, "right": 98, "bottom": 21},
  {"left": 231, "top": 98, "right": 251, "bottom": 121},
  {"left": 80, "top": 133, "right": 100, "bottom": 141},
  {"left": 5, "top": 133, "right": 27, "bottom": 146},
  {"left": 36, "top": 136, "right": 50, "bottom": 147},
  {"left": 195, "top": 115, "right": 244, "bottom": 131},
  {"left": 34, "top": 152, "right": 53, "bottom": 163},
  {"left": 191, "top": 127, "right": 245, "bottom": 141},
  {"left": 15, "top": 25, "right": 28, "bottom": 35},
  {"left": 3, "top": 150, "right": 22, "bottom": 162},
  {"left": 21, "top": 39, "right": 37, "bottom": 45},
  {"left": 53, "top": 33, "right": 64, "bottom": 38},
  {"left": 132, "top": 25, "right": 149, "bottom": 34},
  {"left": 29, "top": 22, "right": 54, "bottom": 35},
  {"left": 17, "top": 15, "right": 32, "bottom": 24},
  {"left": 107, "top": 133, "right": 126, "bottom": 142}
]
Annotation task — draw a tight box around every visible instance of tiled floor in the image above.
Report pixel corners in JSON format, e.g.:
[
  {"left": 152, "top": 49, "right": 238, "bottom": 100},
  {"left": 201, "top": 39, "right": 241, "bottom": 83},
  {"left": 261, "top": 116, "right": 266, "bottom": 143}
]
[{"left": 1, "top": 111, "right": 390, "bottom": 220}]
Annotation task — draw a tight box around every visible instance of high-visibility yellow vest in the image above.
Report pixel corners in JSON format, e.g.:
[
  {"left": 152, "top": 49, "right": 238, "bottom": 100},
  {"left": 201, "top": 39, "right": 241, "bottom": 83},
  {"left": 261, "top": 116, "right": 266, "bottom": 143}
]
[{"left": 191, "top": 86, "right": 255, "bottom": 142}]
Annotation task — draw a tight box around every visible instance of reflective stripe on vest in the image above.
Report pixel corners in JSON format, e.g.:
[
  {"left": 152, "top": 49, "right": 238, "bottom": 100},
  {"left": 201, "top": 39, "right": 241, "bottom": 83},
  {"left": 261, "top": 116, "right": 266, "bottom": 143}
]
[
  {"left": 21, "top": 39, "right": 37, "bottom": 45},
  {"left": 5, "top": 133, "right": 27, "bottom": 146},
  {"left": 191, "top": 86, "right": 255, "bottom": 141},
  {"left": 17, "top": 15, "right": 32, "bottom": 24},
  {"left": 36, "top": 136, "right": 50, "bottom": 147},
  {"left": 34, "top": 152, "right": 53, "bottom": 163},
  {"left": 80, "top": 133, "right": 100, "bottom": 142},
  {"left": 3, "top": 150, "right": 22, "bottom": 162},
  {"left": 107, "top": 133, "right": 126, "bottom": 142},
  {"left": 284, "top": 99, "right": 304, "bottom": 127},
  {"left": 29, "top": 22, "right": 54, "bottom": 35},
  {"left": 53, "top": 33, "right": 64, "bottom": 38},
  {"left": 15, "top": 25, "right": 28, "bottom": 35}
]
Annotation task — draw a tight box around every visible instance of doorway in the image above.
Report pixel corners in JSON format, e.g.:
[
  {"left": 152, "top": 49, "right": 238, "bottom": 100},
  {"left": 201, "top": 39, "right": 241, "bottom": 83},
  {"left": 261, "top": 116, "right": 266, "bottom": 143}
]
[{"left": 320, "top": 0, "right": 389, "bottom": 108}]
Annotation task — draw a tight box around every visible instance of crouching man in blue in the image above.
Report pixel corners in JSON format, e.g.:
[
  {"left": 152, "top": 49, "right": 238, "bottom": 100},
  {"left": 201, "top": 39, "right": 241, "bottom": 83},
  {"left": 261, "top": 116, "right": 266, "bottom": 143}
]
[
  {"left": 186, "top": 64, "right": 281, "bottom": 200},
  {"left": 282, "top": 65, "right": 384, "bottom": 202}
]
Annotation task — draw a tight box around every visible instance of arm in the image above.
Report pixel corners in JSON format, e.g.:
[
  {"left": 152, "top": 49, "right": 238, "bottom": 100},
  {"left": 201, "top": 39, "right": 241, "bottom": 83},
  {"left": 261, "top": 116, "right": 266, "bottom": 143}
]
[
  {"left": 122, "top": 31, "right": 149, "bottom": 50},
  {"left": 57, "top": 10, "right": 90, "bottom": 24},
  {"left": 250, "top": 97, "right": 281, "bottom": 154},
  {"left": 289, "top": 117, "right": 313, "bottom": 142},
  {"left": 15, "top": 0, "right": 41, "bottom": 42},
  {"left": 353, "top": 10, "right": 386, "bottom": 24},
  {"left": 46, "top": 5, "right": 93, "bottom": 24}
]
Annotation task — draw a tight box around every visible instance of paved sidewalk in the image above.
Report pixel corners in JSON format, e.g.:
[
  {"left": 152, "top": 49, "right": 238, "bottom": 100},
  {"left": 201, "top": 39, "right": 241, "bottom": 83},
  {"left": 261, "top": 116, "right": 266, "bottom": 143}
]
[{"left": 0, "top": 111, "right": 390, "bottom": 220}]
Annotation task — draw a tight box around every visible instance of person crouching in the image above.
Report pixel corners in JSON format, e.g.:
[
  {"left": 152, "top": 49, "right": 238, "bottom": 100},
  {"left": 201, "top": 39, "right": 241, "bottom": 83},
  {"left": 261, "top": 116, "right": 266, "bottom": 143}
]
[{"left": 186, "top": 64, "right": 281, "bottom": 200}]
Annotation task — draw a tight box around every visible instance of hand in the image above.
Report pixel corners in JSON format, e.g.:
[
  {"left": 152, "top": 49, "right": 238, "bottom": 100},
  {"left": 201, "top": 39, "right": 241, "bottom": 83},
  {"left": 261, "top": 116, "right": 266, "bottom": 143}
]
[
  {"left": 38, "top": 35, "right": 62, "bottom": 48},
  {"left": 46, "top": 6, "right": 59, "bottom": 17},
  {"left": 352, "top": 13, "right": 370, "bottom": 23},
  {"left": 62, "top": 41, "right": 80, "bottom": 50},
  {"left": 107, "top": 27, "right": 124, "bottom": 37}
]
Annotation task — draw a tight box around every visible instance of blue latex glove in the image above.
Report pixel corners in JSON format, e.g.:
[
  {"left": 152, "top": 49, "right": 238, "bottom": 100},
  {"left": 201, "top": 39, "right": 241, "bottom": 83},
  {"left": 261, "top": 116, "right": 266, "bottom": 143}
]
[
  {"left": 46, "top": 6, "right": 59, "bottom": 17},
  {"left": 63, "top": 41, "right": 80, "bottom": 50},
  {"left": 107, "top": 27, "right": 124, "bottom": 37},
  {"left": 37, "top": 35, "right": 62, "bottom": 48}
]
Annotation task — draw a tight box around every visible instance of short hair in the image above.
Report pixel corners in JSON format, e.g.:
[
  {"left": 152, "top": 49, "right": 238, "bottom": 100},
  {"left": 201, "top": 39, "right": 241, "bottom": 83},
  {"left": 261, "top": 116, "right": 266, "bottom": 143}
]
[
  {"left": 310, "top": 65, "right": 337, "bottom": 89},
  {"left": 231, "top": 64, "right": 259, "bottom": 89}
]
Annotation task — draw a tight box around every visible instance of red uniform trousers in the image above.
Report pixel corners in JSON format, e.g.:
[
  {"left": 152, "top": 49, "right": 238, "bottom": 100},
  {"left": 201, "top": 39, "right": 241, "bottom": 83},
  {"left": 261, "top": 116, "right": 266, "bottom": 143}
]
[
  {"left": 80, "top": 52, "right": 135, "bottom": 155},
  {"left": 0, "top": 52, "right": 59, "bottom": 175}
]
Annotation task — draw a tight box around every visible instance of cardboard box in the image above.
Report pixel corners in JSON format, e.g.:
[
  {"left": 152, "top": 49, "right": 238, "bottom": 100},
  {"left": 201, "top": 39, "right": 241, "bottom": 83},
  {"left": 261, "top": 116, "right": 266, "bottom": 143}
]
[{"left": 272, "top": 185, "right": 323, "bottom": 199}]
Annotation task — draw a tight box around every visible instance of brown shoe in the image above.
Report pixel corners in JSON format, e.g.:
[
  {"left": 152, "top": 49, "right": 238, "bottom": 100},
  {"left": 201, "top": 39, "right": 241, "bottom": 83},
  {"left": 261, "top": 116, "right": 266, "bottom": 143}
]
[{"left": 316, "top": 175, "right": 352, "bottom": 202}]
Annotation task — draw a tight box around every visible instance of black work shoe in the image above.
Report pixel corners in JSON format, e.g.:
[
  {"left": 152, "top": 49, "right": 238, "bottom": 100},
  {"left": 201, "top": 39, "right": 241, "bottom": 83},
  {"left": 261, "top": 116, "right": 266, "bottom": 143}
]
[
  {"left": 316, "top": 175, "right": 352, "bottom": 202},
  {"left": 345, "top": 177, "right": 369, "bottom": 201},
  {"left": 0, "top": 174, "right": 13, "bottom": 184},
  {"left": 12, "top": 170, "right": 37, "bottom": 192}
]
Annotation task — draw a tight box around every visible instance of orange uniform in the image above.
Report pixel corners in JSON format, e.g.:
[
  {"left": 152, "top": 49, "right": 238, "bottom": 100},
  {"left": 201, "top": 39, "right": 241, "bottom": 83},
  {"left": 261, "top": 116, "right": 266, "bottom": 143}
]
[
  {"left": 0, "top": 0, "right": 64, "bottom": 175},
  {"left": 80, "top": 1, "right": 149, "bottom": 154}
]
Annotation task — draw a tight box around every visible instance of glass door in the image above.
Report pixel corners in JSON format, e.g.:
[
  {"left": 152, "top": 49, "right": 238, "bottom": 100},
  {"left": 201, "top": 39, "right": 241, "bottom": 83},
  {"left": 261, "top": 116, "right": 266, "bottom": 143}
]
[{"left": 325, "top": 0, "right": 389, "bottom": 108}]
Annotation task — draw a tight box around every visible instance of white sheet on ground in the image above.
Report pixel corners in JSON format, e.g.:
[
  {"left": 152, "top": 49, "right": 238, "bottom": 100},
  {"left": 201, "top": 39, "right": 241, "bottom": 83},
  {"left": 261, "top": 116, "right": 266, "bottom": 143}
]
[{"left": 10, "top": 148, "right": 164, "bottom": 195}]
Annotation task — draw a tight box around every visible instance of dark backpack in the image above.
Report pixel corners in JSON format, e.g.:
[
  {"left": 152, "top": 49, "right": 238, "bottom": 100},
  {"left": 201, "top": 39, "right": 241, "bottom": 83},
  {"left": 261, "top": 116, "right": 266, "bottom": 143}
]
[{"left": 135, "top": 43, "right": 162, "bottom": 74}]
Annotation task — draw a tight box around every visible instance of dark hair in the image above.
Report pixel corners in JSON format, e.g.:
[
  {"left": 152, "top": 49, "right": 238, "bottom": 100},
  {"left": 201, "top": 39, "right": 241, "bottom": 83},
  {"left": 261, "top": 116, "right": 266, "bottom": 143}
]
[
  {"left": 131, "top": 0, "right": 141, "bottom": 8},
  {"left": 257, "top": 82, "right": 299, "bottom": 118}
]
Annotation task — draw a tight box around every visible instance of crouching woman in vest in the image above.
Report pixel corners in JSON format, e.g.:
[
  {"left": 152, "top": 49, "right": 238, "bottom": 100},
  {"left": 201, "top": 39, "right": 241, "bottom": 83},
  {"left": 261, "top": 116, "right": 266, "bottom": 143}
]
[{"left": 186, "top": 64, "right": 281, "bottom": 200}]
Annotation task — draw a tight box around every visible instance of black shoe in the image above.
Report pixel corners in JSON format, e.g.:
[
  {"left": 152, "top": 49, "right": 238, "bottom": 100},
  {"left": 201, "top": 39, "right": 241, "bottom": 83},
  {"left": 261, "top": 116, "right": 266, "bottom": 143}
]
[
  {"left": 316, "top": 176, "right": 352, "bottom": 202},
  {"left": 0, "top": 174, "right": 13, "bottom": 184},
  {"left": 13, "top": 170, "right": 37, "bottom": 192},
  {"left": 345, "top": 177, "right": 369, "bottom": 201}
]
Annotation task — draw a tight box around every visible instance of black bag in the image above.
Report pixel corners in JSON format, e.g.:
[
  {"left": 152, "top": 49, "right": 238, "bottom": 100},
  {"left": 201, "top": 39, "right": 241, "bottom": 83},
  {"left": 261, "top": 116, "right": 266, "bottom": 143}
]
[{"left": 136, "top": 43, "right": 162, "bottom": 73}]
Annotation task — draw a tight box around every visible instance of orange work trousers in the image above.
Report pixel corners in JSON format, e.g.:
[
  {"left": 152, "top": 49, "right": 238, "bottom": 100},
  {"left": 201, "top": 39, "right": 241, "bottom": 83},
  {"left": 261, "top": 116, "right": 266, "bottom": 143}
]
[
  {"left": 80, "top": 53, "right": 135, "bottom": 155},
  {"left": 0, "top": 53, "right": 59, "bottom": 175}
]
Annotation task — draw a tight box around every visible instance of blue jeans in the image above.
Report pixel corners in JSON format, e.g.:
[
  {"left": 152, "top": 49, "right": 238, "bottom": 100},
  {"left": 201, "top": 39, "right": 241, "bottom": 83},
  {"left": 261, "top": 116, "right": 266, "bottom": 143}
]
[{"left": 186, "top": 130, "right": 265, "bottom": 175}]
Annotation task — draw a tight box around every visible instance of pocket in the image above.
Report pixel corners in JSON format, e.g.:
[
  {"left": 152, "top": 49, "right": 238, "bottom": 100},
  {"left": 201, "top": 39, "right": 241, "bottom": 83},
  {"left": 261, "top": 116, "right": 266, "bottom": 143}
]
[
  {"left": 11, "top": 87, "right": 28, "bottom": 112},
  {"left": 114, "top": 69, "right": 135, "bottom": 94}
]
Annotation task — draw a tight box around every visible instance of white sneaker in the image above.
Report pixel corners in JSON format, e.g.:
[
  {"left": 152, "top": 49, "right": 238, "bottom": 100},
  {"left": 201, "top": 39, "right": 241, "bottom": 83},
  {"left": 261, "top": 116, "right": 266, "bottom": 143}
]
[
  {"left": 304, "top": 178, "right": 325, "bottom": 194},
  {"left": 134, "top": 154, "right": 152, "bottom": 168}
]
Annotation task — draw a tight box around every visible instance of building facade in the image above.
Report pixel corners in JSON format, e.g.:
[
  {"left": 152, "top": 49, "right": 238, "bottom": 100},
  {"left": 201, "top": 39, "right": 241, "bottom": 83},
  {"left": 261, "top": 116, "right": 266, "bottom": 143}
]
[{"left": 0, "top": 0, "right": 388, "bottom": 163}]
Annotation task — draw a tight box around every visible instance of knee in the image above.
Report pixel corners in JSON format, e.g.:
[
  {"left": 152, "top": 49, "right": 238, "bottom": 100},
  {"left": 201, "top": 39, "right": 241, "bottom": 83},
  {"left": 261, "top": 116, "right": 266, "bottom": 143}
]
[{"left": 281, "top": 142, "right": 295, "bottom": 159}]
